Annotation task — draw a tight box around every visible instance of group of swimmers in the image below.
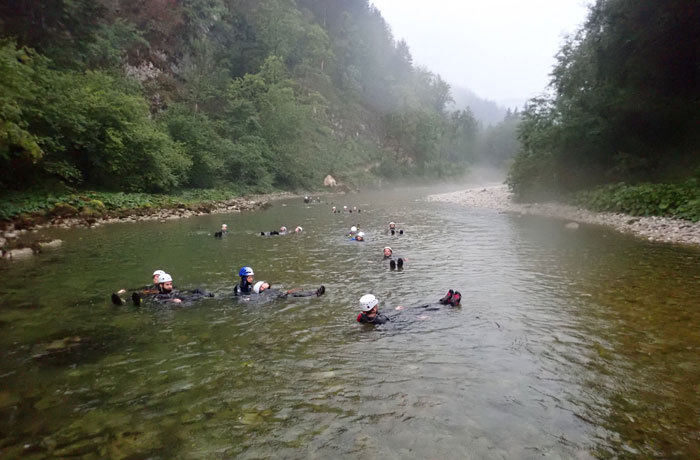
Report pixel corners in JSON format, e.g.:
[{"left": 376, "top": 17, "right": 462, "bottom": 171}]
[
  {"left": 111, "top": 199, "right": 460, "bottom": 326},
  {"left": 341, "top": 218, "right": 461, "bottom": 325},
  {"left": 112, "top": 264, "right": 325, "bottom": 307},
  {"left": 260, "top": 226, "right": 303, "bottom": 236},
  {"left": 111, "top": 270, "right": 214, "bottom": 306},
  {"left": 332, "top": 205, "right": 361, "bottom": 214}
]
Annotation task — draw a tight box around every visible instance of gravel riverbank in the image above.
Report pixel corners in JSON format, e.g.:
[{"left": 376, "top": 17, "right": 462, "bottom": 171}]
[{"left": 428, "top": 185, "right": 700, "bottom": 247}]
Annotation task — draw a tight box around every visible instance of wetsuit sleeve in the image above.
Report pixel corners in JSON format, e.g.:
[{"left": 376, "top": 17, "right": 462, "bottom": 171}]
[{"left": 357, "top": 313, "right": 364, "bottom": 323}]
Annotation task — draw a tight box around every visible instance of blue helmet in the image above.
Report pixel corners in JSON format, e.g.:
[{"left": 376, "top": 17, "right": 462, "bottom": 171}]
[{"left": 238, "top": 266, "right": 254, "bottom": 277}]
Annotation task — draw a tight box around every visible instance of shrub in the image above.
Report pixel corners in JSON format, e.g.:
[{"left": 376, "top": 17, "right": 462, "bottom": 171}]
[{"left": 573, "top": 181, "right": 700, "bottom": 221}]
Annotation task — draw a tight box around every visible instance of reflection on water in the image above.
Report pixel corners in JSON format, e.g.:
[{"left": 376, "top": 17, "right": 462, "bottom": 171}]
[{"left": 0, "top": 187, "right": 699, "bottom": 459}]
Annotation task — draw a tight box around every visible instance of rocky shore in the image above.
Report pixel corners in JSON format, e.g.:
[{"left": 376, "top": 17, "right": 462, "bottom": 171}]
[
  {"left": 0, "top": 194, "right": 280, "bottom": 260},
  {"left": 428, "top": 185, "right": 700, "bottom": 247}
]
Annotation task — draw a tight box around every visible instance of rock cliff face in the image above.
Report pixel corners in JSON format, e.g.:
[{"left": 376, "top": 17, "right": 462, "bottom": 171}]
[{"left": 323, "top": 175, "right": 337, "bottom": 187}]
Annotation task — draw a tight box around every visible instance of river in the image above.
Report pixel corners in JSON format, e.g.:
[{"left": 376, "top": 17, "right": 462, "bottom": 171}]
[{"left": 1, "top": 186, "right": 699, "bottom": 459}]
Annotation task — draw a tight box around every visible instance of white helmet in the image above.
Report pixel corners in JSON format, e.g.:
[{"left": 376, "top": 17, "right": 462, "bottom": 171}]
[
  {"left": 343, "top": 205, "right": 348, "bottom": 210},
  {"left": 280, "top": 226, "right": 287, "bottom": 232},
  {"left": 350, "top": 226, "right": 357, "bottom": 232},
  {"left": 153, "top": 269, "right": 166, "bottom": 277},
  {"left": 295, "top": 226, "right": 303, "bottom": 232},
  {"left": 383, "top": 246, "right": 392, "bottom": 253},
  {"left": 158, "top": 273, "right": 173, "bottom": 283},
  {"left": 359, "top": 294, "right": 378, "bottom": 312},
  {"left": 356, "top": 231, "right": 365, "bottom": 238},
  {"left": 253, "top": 281, "right": 266, "bottom": 294}
]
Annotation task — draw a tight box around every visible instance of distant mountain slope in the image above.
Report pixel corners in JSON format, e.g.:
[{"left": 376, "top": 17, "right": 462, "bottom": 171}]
[{"left": 449, "top": 86, "right": 507, "bottom": 126}]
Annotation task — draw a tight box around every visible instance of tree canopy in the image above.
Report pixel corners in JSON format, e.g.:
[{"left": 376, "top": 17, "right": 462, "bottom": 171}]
[
  {"left": 1, "top": 0, "right": 517, "bottom": 194},
  {"left": 508, "top": 0, "right": 700, "bottom": 200}
]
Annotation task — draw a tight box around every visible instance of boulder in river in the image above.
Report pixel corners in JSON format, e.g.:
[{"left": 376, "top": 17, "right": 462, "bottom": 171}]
[
  {"left": 3, "top": 247, "right": 34, "bottom": 260},
  {"left": 38, "top": 239, "right": 63, "bottom": 250}
]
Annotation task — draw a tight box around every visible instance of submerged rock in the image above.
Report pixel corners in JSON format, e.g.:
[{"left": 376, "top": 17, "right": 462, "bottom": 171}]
[
  {"left": 38, "top": 239, "right": 63, "bottom": 250},
  {"left": 565, "top": 222, "right": 580, "bottom": 230},
  {"left": 3, "top": 247, "right": 34, "bottom": 260}
]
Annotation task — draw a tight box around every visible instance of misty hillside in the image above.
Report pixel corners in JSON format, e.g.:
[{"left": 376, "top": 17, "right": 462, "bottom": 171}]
[
  {"left": 449, "top": 86, "right": 508, "bottom": 126},
  {"left": 0, "top": 0, "right": 520, "bottom": 199}
]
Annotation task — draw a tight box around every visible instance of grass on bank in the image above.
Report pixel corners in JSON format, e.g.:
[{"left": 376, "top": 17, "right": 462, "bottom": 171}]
[
  {"left": 572, "top": 180, "right": 700, "bottom": 222},
  {"left": 0, "top": 185, "right": 275, "bottom": 224}
]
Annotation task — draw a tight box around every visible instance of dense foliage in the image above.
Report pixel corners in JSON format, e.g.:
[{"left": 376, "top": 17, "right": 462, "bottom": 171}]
[
  {"left": 508, "top": 0, "right": 700, "bottom": 201},
  {"left": 0, "top": 0, "right": 518, "bottom": 202},
  {"left": 0, "top": 187, "right": 258, "bottom": 222},
  {"left": 573, "top": 181, "right": 700, "bottom": 222}
]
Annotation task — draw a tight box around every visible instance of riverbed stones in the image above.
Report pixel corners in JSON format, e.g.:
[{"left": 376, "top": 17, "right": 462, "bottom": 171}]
[
  {"left": 3, "top": 247, "right": 34, "bottom": 260},
  {"left": 428, "top": 185, "right": 700, "bottom": 247},
  {"left": 38, "top": 239, "right": 63, "bottom": 249}
]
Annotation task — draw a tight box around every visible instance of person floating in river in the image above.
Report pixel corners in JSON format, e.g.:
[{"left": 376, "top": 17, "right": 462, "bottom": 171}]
[
  {"left": 346, "top": 226, "right": 358, "bottom": 238},
  {"left": 253, "top": 281, "right": 325, "bottom": 298},
  {"left": 357, "top": 294, "right": 393, "bottom": 325},
  {"left": 356, "top": 290, "right": 461, "bottom": 326},
  {"left": 112, "top": 269, "right": 165, "bottom": 305},
  {"left": 295, "top": 226, "right": 303, "bottom": 233},
  {"left": 149, "top": 273, "right": 213, "bottom": 305},
  {"left": 352, "top": 231, "right": 365, "bottom": 242},
  {"left": 214, "top": 224, "right": 228, "bottom": 237},
  {"left": 234, "top": 266, "right": 255, "bottom": 295},
  {"left": 382, "top": 247, "right": 405, "bottom": 269}
]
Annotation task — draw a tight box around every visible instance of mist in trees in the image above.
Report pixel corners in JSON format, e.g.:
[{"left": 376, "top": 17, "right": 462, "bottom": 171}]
[
  {"left": 508, "top": 0, "right": 700, "bottom": 200},
  {"left": 1, "top": 0, "right": 520, "bottom": 194}
]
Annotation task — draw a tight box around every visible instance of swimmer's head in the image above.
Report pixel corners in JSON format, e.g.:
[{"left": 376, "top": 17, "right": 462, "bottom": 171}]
[
  {"left": 295, "top": 226, "right": 303, "bottom": 233},
  {"left": 383, "top": 247, "right": 392, "bottom": 257},
  {"left": 152, "top": 269, "right": 166, "bottom": 284},
  {"left": 253, "top": 281, "right": 270, "bottom": 294},
  {"left": 359, "top": 294, "right": 379, "bottom": 312}
]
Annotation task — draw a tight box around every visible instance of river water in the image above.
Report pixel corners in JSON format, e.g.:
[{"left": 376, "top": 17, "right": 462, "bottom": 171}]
[{"left": 1, "top": 186, "right": 699, "bottom": 459}]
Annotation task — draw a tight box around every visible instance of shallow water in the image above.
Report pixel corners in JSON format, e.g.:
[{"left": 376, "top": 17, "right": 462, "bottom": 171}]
[{"left": 1, "top": 187, "right": 699, "bottom": 459}]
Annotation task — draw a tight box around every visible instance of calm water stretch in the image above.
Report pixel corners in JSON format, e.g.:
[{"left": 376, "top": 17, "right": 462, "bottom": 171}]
[{"left": 1, "top": 186, "right": 699, "bottom": 459}]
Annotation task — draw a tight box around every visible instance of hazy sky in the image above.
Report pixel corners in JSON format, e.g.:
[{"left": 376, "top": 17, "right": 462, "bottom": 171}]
[{"left": 370, "top": 0, "right": 591, "bottom": 107}]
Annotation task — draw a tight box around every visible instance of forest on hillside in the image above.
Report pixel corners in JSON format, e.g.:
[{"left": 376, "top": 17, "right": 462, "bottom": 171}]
[
  {"left": 508, "top": 0, "right": 699, "bottom": 217},
  {"left": 0, "top": 0, "right": 518, "bottom": 199}
]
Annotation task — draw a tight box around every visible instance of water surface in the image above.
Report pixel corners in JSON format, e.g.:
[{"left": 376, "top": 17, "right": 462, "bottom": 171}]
[{"left": 1, "top": 187, "right": 699, "bottom": 459}]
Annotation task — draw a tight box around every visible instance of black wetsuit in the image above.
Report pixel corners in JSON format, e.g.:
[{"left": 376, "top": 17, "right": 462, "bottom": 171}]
[
  {"left": 356, "top": 312, "right": 391, "bottom": 324},
  {"left": 155, "top": 288, "right": 213, "bottom": 303},
  {"left": 254, "top": 287, "right": 321, "bottom": 299},
  {"left": 234, "top": 279, "right": 253, "bottom": 296}
]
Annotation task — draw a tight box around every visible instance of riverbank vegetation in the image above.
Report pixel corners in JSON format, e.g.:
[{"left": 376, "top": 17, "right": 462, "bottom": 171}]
[
  {"left": 1, "top": 0, "right": 519, "bottom": 222},
  {"left": 0, "top": 187, "right": 271, "bottom": 224},
  {"left": 507, "top": 0, "right": 700, "bottom": 220}
]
